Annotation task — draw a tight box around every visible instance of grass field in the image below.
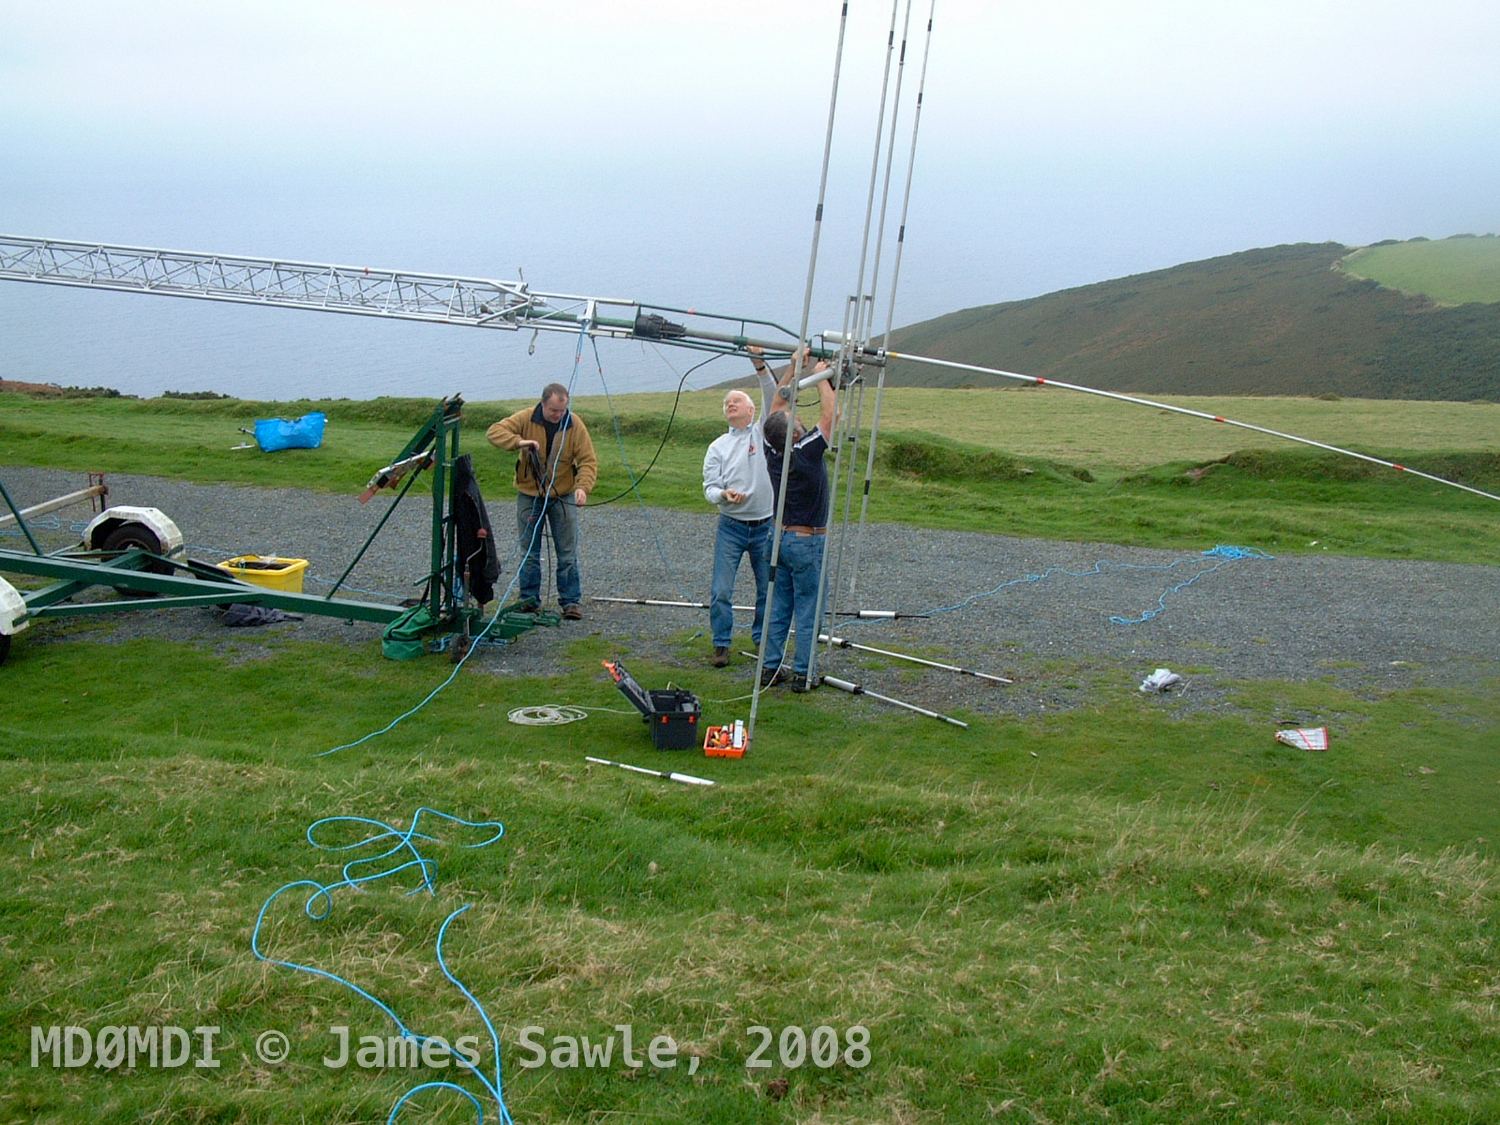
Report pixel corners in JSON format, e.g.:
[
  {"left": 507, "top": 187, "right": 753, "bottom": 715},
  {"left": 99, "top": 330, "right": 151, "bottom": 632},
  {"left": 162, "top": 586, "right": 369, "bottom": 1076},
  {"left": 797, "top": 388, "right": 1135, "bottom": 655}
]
[
  {"left": 2, "top": 389, "right": 1499, "bottom": 1124},
  {"left": 1340, "top": 235, "right": 1500, "bottom": 306}
]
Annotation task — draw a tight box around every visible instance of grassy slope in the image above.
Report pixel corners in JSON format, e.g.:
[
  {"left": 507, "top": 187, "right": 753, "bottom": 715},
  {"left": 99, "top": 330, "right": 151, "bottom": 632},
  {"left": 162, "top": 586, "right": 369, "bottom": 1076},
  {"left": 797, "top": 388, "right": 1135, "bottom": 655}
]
[
  {"left": 889, "top": 240, "right": 1500, "bottom": 401},
  {"left": 1341, "top": 235, "right": 1500, "bottom": 305},
  {"left": 0, "top": 634, "right": 1496, "bottom": 1124},
  {"left": 2, "top": 392, "right": 1498, "bottom": 1123}
]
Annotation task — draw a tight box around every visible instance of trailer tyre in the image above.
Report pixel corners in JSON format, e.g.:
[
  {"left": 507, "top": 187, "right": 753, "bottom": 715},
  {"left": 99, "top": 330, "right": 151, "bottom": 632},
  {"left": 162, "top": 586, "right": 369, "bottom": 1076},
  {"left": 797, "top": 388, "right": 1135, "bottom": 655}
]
[
  {"left": 0, "top": 632, "right": 10, "bottom": 668},
  {"left": 102, "top": 522, "right": 172, "bottom": 597}
]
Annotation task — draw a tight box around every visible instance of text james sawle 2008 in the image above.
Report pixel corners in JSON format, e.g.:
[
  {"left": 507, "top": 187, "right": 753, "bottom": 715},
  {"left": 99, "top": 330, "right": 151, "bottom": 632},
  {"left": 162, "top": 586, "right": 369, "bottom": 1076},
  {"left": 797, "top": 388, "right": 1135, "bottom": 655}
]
[
  {"left": 31, "top": 1023, "right": 872, "bottom": 1072},
  {"left": 518, "top": 1024, "right": 870, "bottom": 1072}
]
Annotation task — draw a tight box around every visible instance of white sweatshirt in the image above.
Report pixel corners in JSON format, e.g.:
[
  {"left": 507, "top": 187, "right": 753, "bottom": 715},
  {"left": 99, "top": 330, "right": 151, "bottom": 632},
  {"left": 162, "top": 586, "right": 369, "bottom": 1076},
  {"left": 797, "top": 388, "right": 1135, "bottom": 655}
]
[{"left": 702, "top": 369, "right": 779, "bottom": 520}]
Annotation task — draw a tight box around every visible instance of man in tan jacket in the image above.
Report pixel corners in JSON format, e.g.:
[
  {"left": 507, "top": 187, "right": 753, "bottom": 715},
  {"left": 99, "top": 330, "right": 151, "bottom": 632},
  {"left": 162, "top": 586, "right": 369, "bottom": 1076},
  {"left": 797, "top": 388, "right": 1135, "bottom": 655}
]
[{"left": 486, "top": 383, "right": 598, "bottom": 618}]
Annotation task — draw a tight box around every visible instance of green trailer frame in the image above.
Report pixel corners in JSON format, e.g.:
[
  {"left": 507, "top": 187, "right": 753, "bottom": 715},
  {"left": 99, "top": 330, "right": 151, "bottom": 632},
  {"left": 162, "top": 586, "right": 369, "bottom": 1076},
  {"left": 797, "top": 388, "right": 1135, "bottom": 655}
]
[{"left": 0, "top": 395, "right": 533, "bottom": 666}]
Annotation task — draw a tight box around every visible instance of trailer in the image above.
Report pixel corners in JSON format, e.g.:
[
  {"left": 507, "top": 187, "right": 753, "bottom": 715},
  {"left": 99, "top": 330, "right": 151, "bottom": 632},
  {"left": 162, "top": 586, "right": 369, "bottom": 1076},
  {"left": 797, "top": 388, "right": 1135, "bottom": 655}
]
[{"left": 0, "top": 396, "right": 525, "bottom": 667}]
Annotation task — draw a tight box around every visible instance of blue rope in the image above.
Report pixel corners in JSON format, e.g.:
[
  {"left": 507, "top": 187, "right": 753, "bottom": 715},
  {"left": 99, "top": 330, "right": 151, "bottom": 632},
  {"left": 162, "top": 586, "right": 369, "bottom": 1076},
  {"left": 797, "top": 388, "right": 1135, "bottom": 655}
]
[
  {"left": 250, "top": 809, "right": 513, "bottom": 1125},
  {"left": 924, "top": 544, "right": 1273, "bottom": 625},
  {"left": 0, "top": 513, "right": 92, "bottom": 537},
  {"left": 1109, "top": 545, "right": 1273, "bottom": 624}
]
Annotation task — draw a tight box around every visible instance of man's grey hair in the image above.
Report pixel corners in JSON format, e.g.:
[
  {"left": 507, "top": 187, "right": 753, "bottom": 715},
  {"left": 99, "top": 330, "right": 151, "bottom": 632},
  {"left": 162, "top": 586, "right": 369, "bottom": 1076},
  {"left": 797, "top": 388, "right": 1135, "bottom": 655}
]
[
  {"left": 723, "top": 389, "right": 754, "bottom": 416},
  {"left": 541, "top": 383, "right": 570, "bottom": 405},
  {"left": 762, "top": 409, "right": 789, "bottom": 451}
]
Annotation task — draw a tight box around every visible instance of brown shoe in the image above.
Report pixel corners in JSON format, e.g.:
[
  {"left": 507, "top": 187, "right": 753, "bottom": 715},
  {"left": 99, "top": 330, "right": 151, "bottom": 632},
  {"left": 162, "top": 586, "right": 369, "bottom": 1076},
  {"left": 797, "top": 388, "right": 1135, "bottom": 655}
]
[
  {"left": 561, "top": 604, "right": 582, "bottom": 620},
  {"left": 759, "top": 666, "right": 791, "bottom": 689},
  {"left": 710, "top": 647, "right": 730, "bottom": 667}
]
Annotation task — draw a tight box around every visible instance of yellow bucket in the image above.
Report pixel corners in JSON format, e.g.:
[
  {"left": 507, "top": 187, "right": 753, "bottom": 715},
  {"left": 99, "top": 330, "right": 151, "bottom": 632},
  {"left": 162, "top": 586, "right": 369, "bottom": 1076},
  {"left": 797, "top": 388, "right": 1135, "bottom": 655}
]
[{"left": 218, "top": 556, "right": 309, "bottom": 593}]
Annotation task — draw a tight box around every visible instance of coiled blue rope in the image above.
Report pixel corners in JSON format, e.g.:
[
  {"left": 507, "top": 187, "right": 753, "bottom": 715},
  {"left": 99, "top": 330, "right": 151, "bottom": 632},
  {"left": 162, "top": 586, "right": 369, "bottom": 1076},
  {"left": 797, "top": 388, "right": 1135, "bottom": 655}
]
[{"left": 250, "top": 808, "right": 513, "bottom": 1125}]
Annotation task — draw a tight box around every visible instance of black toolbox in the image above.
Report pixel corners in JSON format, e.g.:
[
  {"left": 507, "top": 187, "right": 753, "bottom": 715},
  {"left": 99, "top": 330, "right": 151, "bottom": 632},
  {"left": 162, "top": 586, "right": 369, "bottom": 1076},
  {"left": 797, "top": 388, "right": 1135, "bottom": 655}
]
[{"left": 603, "top": 659, "right": 700, "bottom": 750}]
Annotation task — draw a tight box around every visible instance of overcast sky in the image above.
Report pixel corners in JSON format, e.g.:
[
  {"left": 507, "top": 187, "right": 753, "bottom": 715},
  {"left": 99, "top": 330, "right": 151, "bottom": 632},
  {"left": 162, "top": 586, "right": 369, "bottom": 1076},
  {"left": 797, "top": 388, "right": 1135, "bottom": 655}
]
[{"left": 3, "top": 0, "right": 1499, "bottom": 385}]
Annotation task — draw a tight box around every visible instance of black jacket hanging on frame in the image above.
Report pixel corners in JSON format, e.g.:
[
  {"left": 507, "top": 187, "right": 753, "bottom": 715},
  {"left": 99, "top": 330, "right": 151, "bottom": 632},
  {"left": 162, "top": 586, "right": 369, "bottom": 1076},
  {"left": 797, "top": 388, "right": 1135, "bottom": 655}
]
[{"left": 452, "top": 454, "right": 500, "bottom": 605}]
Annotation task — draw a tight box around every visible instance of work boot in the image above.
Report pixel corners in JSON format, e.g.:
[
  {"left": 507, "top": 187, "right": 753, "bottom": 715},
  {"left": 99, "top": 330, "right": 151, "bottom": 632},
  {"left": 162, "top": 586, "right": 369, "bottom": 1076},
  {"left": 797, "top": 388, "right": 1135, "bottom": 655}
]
[
  {"left": 561, "top": 604, "right": 582, "bottom": 620},
  {"left": 792, "top": 673, "right": 822, "bottom": 694},
  {"left": 710, "top": 647, "right": 730, "bottom": 667},
  {"left": 759, "top": 666, "right": 790, "bottom": 689}
]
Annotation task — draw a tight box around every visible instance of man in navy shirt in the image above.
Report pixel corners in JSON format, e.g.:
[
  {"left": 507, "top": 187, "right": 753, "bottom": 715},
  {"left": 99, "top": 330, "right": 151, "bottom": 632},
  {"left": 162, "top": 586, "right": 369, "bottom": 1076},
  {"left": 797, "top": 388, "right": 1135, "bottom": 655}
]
[{"left": 759, "top": 354, "right": 835, "bottom": 692}]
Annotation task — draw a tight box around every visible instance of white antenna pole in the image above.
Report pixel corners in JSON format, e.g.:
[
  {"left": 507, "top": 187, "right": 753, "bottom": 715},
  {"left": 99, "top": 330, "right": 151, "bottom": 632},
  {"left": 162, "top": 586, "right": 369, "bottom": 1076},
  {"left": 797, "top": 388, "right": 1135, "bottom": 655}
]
[
  {"left": 822, "top": 675, "right": 969, "bottom": 727},
  {"left": 586, "top": 757, "right": 716, "bottom": 787},
  {"left": 749, "top": 1, "right": 852, "bottom": 747},
  {"left": 822, "top": 0, "right": 919, "bottom": 634},
  {"left": 847, "top": 0, "right": 937, "bottom": 598}
]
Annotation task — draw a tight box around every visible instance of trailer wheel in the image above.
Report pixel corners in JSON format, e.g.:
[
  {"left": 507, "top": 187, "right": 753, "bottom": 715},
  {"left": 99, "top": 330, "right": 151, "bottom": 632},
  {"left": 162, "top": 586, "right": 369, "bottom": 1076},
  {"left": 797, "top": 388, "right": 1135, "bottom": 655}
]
[
  {"left": 102, "top": 522, "right": 172, "bottom": 596},
  {"left": 0, "top": 632, "right": 10, "bottom": 668}
]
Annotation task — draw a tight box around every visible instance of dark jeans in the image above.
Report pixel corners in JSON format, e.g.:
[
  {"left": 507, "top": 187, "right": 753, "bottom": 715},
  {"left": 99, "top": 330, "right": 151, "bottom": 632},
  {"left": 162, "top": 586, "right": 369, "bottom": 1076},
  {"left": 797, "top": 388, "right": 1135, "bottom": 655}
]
[{"left": 762, "top": 529, "right": 826, "bottom": 677}]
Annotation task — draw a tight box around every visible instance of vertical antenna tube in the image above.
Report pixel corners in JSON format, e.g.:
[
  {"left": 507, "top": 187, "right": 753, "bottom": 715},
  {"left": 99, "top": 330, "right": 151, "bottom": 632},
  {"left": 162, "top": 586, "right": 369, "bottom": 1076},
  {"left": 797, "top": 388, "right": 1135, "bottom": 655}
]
[
  {"left": 825, "top": 0, "right": 917, "bottom": 629},
  {"left": 847, "top": 0, "right": 902, "bottom": 344},
  {"left": 749, "top": 1, "right": 851, "bottom": 745},
  {"left": 848, "top": 0, "right": 935, "bottom": 598},
  {"left": 809, "top": 0, "right": 907, "bottom": 683},
  {"left": 854, "top": 0, "right": 915, "bottom": 348}
]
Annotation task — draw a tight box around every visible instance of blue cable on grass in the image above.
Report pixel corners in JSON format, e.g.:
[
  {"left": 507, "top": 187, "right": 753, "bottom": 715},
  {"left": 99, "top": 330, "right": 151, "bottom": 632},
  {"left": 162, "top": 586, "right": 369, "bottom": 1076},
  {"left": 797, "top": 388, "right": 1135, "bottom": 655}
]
[
  {"left": 315, "top": 511, "right": 536, "bottom": 756},
  {"left": 250, "top": 808, "right": 513, "bottom": 1125}
]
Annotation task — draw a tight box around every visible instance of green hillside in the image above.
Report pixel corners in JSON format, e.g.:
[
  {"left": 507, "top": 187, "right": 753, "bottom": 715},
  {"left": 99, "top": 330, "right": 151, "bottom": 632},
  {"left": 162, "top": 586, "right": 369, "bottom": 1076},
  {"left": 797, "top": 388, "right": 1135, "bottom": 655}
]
[
  {"left": 1341, "top": 234, "right": 1500, "bottom": 304},
  {"left": 888, "top": 239, "right": 1500, "bottom": 401}
]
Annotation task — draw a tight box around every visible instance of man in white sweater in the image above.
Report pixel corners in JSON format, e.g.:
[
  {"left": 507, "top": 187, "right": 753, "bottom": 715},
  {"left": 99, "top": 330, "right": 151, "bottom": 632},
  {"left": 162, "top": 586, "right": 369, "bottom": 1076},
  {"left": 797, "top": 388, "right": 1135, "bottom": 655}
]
[{"left": 701, "top": 347, "right": 782, "bottom": 667}]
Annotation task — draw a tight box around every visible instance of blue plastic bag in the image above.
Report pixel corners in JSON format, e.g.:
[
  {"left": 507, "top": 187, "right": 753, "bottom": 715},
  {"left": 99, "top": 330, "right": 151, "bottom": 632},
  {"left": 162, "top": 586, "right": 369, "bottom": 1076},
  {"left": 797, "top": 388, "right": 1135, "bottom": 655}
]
[{"left": 254, "top": 412, "right": 326, "bottom": 452}]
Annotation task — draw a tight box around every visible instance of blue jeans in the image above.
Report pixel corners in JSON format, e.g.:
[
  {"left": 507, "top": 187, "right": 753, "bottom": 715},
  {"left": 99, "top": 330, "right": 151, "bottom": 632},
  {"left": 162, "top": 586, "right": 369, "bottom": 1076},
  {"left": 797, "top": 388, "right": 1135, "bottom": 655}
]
[
  {"left": 516, "top": 493, "right": 580, "bottom": 607},
  {"left": 762, "top": 530, "right": 826, "bottom": 677},
  {"left": 710, "top": 514, "right": 771, "bottom": 648}
]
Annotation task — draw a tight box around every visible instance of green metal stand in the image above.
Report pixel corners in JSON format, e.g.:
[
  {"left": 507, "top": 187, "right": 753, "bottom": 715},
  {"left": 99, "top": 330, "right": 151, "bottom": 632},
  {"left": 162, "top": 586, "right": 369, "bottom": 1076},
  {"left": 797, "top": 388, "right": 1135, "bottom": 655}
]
[{"left": 0, "top": 395, "right": 545, "bottom": 660}]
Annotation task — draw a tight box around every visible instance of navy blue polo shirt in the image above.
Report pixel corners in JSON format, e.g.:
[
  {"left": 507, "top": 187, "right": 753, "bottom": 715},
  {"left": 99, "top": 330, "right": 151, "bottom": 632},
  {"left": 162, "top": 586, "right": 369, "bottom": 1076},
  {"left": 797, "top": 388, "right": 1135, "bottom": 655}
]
[{"left": 766, "top": 428, "right": 830, "bottom": 527}]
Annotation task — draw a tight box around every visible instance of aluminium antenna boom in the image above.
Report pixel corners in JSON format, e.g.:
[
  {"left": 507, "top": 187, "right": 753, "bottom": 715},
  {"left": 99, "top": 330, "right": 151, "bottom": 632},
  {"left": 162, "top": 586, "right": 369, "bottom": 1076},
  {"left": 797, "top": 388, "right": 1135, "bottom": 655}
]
[{"left": 0, "top": 234, "right": 819, "bottom": 361}]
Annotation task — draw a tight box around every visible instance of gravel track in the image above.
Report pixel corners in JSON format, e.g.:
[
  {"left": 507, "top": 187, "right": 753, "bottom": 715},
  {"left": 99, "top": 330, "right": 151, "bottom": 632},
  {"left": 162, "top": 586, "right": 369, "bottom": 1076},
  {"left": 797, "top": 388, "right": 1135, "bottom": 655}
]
[{"left": 4, "top": 466, "right": 1498, "bottom": 723}]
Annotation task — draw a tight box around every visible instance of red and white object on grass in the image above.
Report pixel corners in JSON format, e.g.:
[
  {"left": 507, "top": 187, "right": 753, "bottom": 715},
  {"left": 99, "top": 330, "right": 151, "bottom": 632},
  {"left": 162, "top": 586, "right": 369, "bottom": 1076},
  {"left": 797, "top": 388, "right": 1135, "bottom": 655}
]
[
  {"left": 1275, "top": 727, "right": 1330, "bottom": 751},
  {"left": 704, "top": 719, "right": 747, "bottom": 758}
]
